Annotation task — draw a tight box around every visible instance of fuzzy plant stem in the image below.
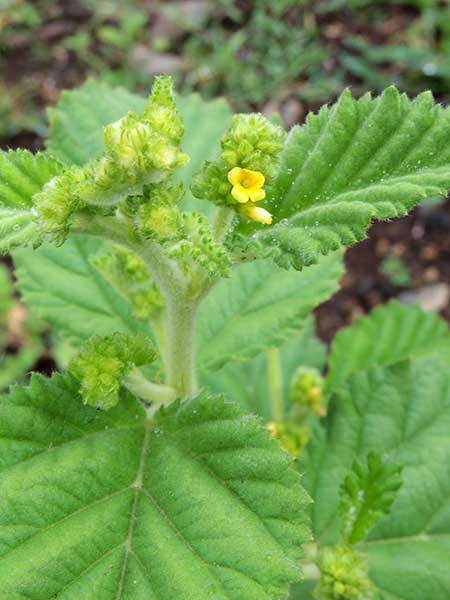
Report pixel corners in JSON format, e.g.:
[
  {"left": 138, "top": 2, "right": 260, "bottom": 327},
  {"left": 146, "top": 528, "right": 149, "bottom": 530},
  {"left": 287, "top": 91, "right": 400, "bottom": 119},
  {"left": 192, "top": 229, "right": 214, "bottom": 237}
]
[
  {"left": 268, "top": 347, "right": 284, "bottom": 422},
  {"left": 124, "top": 370, "right": 177, "bottom": 405},
  {"left": 212, "top": 206, "right": 235, "bottom": 243},
  {"left": 71, "top": 212, "right": 200, "bottom": 400},
  {"left": 164, "top": 295, "right": 199, "bottom": 398}
]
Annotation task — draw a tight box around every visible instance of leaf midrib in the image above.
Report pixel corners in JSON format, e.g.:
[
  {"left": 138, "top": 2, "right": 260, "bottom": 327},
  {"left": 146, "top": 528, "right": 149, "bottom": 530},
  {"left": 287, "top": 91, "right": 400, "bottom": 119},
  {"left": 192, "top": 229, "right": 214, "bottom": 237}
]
[{"left": 115, "top": 416, "right": 153, "bottom": 600}]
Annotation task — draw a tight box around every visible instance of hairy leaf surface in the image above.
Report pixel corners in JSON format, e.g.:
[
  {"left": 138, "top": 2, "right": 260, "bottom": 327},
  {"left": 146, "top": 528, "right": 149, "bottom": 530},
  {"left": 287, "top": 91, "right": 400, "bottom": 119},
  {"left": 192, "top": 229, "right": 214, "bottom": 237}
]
[
  {"left": 301, "top": 358, "right": 450, "bottom": 599},
  {"left": 238, "top": 87, "right": 450, "bottom": 270},
  {"left": 197, "top": 251, "right": 343, "bottom": 373},
  {"left": 14, "top": 236, "right": 150, "bottom": 347},
  {"left": 0, "top": 374, "right": 310, "bottom": 599},
  {"left": 326, "top": 299, "right": 450, "bottom": 392},
  {"left": 0, "top": 150, "right": 62, "bottom": 252}
]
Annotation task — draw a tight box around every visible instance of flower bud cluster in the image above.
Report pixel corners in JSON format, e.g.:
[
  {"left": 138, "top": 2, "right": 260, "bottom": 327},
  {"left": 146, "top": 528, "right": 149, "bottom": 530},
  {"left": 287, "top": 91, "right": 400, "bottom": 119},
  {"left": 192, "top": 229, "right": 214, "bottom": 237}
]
[
  {"left": 191, "top": 113, "right": 286, "bottom": 224},
  {"left": 316, "top": 545, "right": 373, "bottom": 600},
  {"left": 32, "top": 76, "right": 188, "bottom": 244},
  {"left": 69, "top": 332, "right": 156, "bottom": 410},
  {"left": 221, "top": 114, "right": 286, "bottom": 182},
  {"left": 91, "top": 246, "right": 163, "bottom": 321},
  {"left": 267, "top": 420, "right": 310, "bottom": 460},
  {"left": 167, "top": 212, "right": 232, "bottom": 278},
  {"left": 290, "top": 366, "right": 326, "bottom": 417},
  {"left": 137, "top": 180, "right": 184, "bottom": 241}
]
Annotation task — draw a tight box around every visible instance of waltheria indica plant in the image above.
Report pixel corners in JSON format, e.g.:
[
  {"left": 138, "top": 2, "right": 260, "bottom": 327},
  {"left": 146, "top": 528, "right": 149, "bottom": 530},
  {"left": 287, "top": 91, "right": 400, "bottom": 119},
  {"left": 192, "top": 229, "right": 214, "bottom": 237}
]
[{"left": 0, "top": 77, "right": 450, "bottom": 599}]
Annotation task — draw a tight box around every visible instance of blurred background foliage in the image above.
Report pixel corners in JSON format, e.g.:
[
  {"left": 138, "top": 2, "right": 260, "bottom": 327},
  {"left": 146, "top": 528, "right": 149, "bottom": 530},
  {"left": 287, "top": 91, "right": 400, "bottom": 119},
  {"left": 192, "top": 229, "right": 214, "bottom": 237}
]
[
  {"left": 1, "top": 0, "right": 450, "bottom": 143},
  {"left": 0, "top": 0, "right": 450, "bottom": 389}
]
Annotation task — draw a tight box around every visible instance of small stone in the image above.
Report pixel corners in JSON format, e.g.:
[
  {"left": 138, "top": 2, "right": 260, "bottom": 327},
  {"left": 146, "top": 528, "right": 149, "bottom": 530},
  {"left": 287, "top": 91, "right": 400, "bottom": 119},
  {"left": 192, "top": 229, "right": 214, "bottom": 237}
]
[{"left": 399, "top": 283, "right": 450, "bottom": 312}]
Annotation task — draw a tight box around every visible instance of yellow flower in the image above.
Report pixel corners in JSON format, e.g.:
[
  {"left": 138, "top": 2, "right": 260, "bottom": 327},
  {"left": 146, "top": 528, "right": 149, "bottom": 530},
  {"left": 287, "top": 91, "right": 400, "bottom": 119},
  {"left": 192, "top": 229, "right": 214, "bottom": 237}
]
[
  {"left": 228, "top": 167, "right": 266, "bottom": 204},
  {"left": 227, "top": 167, "right": 272, "bottom": 224}
]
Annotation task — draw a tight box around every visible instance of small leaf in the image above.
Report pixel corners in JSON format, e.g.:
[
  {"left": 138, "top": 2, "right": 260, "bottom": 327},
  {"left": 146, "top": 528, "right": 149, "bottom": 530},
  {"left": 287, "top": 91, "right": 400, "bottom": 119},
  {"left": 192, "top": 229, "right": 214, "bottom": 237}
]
[
  {"left": 339, "top": 451, "right": 402, "bottom": 544},
  {"left": 0, "top": 375, "right": 310, "bottom": 599},
  {"left": 326, "top": 299, "right": 450, "bottom": 392},
  {"left": 197, "top": 251, "right": 343, "bottom": 373},
  {"left": 237, "top": 87, "right": 450, "bottom": 270},
  {"left": 0, "top": 150, "right": 62, "bottom": 252}
]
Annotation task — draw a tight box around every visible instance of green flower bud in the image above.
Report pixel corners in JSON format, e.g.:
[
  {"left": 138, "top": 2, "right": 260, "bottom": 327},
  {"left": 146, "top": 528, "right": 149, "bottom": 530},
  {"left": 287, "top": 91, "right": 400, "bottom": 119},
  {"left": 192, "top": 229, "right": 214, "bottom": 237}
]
[
  {"left": 91, "top": 246, "right": 164, "bottom": 321},
  {"left": 137, "top": 180, "right": 184, "bottom": 241},
  {"left": 104, "top": 112, "right": 153, "bottom": 176},
  {"left": 69, "top": 333, "right": 156, "bottom": 410},
  {"left": 32, "top": 166, "right": 87, "bottom": 245},
  {"left": 220, "top": 113, "right": 286, "bottom": 183},
  {"left": 190, "top": 160, "right": 235, "bottom": 207},
  {"left": 144, "top": 76, "right": 184, "bottom": 143},
  {"left": 290, "top": 366, "right": 326, "bottom": 417},
  {"left": 167, "top": 212, "right": 232, "bottom": 279},
  {"left": 316, "top": 545, "right": 374, "bottom": 600},
  {"left": 140, "top": 205, "right": 181, "bottom": 241}
]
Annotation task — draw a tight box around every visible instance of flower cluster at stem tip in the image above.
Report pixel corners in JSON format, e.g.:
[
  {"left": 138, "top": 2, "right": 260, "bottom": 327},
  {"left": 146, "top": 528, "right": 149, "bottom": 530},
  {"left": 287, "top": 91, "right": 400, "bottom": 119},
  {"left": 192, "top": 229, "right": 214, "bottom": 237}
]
[
  {"left": 191, "top": 112, "right": 286, "bottom": 224},
  {"left": 316, "top": 545, "right": 373, "bottom": 600},
  {"left": 31, "top": 76, "right": 188, "bottom": 245}
]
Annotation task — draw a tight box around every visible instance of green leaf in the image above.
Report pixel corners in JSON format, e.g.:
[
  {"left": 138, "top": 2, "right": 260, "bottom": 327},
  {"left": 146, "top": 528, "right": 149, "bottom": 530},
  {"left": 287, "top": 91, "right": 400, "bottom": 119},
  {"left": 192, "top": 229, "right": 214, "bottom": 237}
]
[
  {"left": 326, "top": 299, "right": 450, "bottom": 392},
  {"left": 197, "top": 251, "right": 343, "bottom": 374},
  {"left": 0, "top": 374, "right": 310, "bottom": 599},
  {"left": 203, "top": 315, "right": 326, "bottom": 420},
  {"left": 46, "top": 80, "right": 147, "bottom": 165},
  {"left": 339, "top": 451, "right": 402, "bottom": 544},
  {"left": 13, "top": 235, "right": 151, "bottom": 349},
  {"left": 0, "top": 150, "right": 62, "bottom": 252},
  {"left": 241, "top": 87, "right": 450, "bottom": 270},
  {"left": 45, "top": 78, "right": 231, "bottom": 212},
  {"left": 301, "top": 358, "right": 450, "bottom": 599}
]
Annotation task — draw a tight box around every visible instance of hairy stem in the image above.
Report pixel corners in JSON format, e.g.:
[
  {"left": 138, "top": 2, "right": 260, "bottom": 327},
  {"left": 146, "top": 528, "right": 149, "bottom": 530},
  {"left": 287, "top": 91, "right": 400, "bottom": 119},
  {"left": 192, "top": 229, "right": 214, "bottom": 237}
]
[
  {"left": 71, "top": 211, "right": 200, "bottom": 400},
  {"left": 124, "top": 370, "right": 177, "bottom": 405},
  {"left": 268, "top": 347, "right": 284, "bottom": 421},
  {"left": 212, "top": 206, "right": 235, "bottom": 243},
  {"left": 164, "top": 295, "right": 199, "bottom": 398}
]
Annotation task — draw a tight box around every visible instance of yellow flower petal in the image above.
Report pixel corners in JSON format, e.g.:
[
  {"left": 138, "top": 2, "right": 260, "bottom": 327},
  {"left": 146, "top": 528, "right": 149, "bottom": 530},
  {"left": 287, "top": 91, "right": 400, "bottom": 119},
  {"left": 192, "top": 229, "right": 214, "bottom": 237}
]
[
  {"left": 231, "top": 184, "right": 250, "bottom": 204},
  {"left": 227, "top": 167, "right": 243, "bottom": 186},
  {"left": 248, "top": 188, "right": 266, "bottom": 202},
  {"left": 244, "top": 169, "right": 265, "bottom": 189}
]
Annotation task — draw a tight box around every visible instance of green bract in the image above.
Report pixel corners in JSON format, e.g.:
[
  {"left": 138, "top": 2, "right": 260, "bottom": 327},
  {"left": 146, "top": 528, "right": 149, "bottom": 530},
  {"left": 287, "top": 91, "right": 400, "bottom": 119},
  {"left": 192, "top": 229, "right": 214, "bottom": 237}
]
[{"left": 1, "top": 77, "right": 450, "bottom": 598}]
